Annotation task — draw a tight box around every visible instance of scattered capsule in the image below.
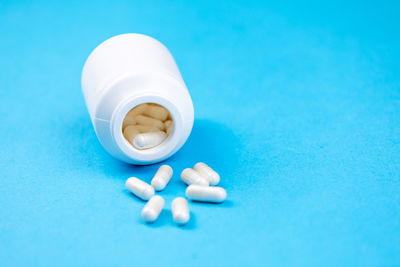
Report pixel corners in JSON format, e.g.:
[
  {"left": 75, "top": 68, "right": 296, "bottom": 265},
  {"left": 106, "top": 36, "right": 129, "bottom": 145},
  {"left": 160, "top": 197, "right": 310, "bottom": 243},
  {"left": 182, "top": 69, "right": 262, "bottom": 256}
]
[
  {"left": 133, "top": 131, "right": 167, "bottom": 149},
  {"left": 194, "top": 162, "right": 220, "bottom": 186},
  {"left": 143, "top": 105, "right": 169, "bottom": 121},
  {"left": 135, "top": 115, "right": 165, "bottom": 130},
  {"left": 171, "top": 197, "right": 190, "bottom": 225},
  {"left": 125, "top": 177, "right": 155, "bottom": 200},
  {"left": 141, "top": 195, "right": 165, "bottom": 223},
  {"left": 180, "top": 168, "right": 209, "bottom": 186},
  {"left": 151, "top": 165, "right": 173, "bottom": 191},
  {"left": 185, "top": 184, "right": 226, "bottom": 203},
  {"left": 123, "top": 125, "right": 140, "bottom": 144}
]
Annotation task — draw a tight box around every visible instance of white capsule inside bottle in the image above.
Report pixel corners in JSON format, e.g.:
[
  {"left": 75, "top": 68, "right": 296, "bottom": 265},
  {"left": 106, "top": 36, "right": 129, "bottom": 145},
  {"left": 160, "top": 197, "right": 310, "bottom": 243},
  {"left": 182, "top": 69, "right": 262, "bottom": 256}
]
[
  {"left": 193, "top": 162, "right": 220, "bottom": 186},
  {"left": 122, "top": 116, "right": 137, "bottom": 130},
  {"left": 141, "top": 195, "right": 165, "bottom": 223},
  {"left": 151, "top": 165, "right": 173, "bottom": 191},
  {"left": 133, "top": 131, "right": 167, "bottom": 150},
  {"left": 166, "top": 123, "right": 173, "bottom": 135},
  {"left": 125, "top": 177, "right": 155, "bottom": 200},
  {"left": 126, "top": 103, "right": 148, "bottom": 118},
  {"left": 185, "top": 184, "right": 227, "bottom": 203},
  {"left": 171, "top": 197, "right": 190, "bottom": 225},
  {"left": 123, "top": 125, "right": 140, "bottom": 144},
  {"left": 135, "top": 124, "right": 159, "bottom": 133},
  {"left": 143, "top": 105, "right": 169, "bottom": 121},
  {"left": 180, "top": 168, "right": 209, "bottom": 186},
  {"left": 135, "top": 115, "right": 165, "bottom": 130}
]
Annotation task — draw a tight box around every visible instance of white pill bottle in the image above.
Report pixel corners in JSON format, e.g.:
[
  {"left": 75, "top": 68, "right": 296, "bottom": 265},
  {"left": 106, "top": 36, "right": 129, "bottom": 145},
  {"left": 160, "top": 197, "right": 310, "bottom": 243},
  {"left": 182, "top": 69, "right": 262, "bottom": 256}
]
[{"left": 81, "top": 33, "right": 194, "bottom": 165}]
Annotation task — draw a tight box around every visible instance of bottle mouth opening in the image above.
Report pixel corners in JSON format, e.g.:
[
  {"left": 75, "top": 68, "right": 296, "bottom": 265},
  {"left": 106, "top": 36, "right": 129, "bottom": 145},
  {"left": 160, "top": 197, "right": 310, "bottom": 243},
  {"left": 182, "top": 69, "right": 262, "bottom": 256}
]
[
  {"left": 111, "top": 95, "right": 183, "bottom": 164},
  {"left": 122, "top": 102, "right": 173, "bottom": 150}
]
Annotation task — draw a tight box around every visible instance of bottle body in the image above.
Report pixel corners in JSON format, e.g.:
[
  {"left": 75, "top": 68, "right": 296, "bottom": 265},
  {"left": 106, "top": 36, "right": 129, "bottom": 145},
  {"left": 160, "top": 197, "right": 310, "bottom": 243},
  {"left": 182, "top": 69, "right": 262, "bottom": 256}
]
[{"left": 81, "top": 33, "right": 194, "bottom": 164}]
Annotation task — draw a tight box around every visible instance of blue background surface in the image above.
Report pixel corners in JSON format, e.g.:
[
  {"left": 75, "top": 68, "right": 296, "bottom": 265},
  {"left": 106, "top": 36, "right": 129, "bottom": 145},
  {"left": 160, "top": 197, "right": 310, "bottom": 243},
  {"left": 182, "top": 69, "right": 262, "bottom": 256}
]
[{"left": 0, "top": 0, "right": 399, "bottom": 266}]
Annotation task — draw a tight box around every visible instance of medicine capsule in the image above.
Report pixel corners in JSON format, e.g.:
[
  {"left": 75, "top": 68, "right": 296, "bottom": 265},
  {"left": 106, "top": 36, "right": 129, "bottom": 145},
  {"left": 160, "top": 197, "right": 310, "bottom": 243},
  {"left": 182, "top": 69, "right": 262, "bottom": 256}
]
[
  {"left": 123, "top": 125, "right": 140, "bottom": 144},
  {"left": 185, "top": 184, "right": 226, "bottom": 203},
  {"left": 126, "top": 103, "right": 148, "bottom": 118},
  {"left": 141, "top": 195, "right": 165, "bottom": 223},
  {"left": 125, "top": 177, "right": 155, "bottom": 200},
  {"left": 165, "top": 120, "right": 173, "bottom": 135},
  {"left": 171, "top": 197, "right": 190, "bottom": 225},
  {"left": 135, "top": 115, "right": 165, "bottom": 130},
  {"left": 143, "top": 105, "right": 169, "bottom": 121},
  {"left": 151, "top": 165, "right": 173, "bottom": 191},
  {"left": 135, "top": 124, "right": 159, "bottom": 133},
  {"left": 133, "top": 131, "right": 167, "bottom": 149},
  {"left": 180, "top": 168, "right": 209, "bottom": 186},
  {"left": 122, "top": 115, "right": 137, "bottom": 130},
  {"left": 164, "top": 120, "right": 172, "bottom": 128},
  {"left": 193, "top": 162, "right": 220, "bottom": 186}
]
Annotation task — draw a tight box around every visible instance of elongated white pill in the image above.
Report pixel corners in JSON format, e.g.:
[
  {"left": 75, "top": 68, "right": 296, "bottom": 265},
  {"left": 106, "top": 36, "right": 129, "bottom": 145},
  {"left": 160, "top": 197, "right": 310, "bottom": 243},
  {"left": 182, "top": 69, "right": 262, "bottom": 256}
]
[
  {"left": 172, "top": 197, "right": 190, "bottom": 225},
  {"left": 181, "top": 168, "right": 209, "bottom": 186},
  {"left": 194, "top": 162, "right": 220, "bottom": 185},
  {"left": 143, "top": 105, "right": 169, "bottom": 121},
  {"left": 141, "top": 195, "right": 164, "bottom": 223},
  {"left": 135, "top": 115, "right": 165, "bottom": 130},
  {"left": 133, "top": 131, "right": 167, "bottom": 149},
  {"left": 185, "top": 184, "right": 226, "bottom": 203},
  {"left": 125, "top": 177, "right": 155, "bottom": 200},
  {"left": 151, "top": 165, "right": 173, "bottom": 191},
  {"left": 123, "top": 125, "right": 140, "bottom": 144}
]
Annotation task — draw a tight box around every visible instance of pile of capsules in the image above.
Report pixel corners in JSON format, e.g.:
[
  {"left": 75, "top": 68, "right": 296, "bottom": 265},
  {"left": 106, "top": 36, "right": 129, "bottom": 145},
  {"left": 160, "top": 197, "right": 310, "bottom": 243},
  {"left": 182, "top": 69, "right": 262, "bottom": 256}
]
[
  {"left": 122, "top": 103, "right": 173, "bottom": 150},
  {"left": 125, "top": 162, "right": 226, "bottom": 225}
]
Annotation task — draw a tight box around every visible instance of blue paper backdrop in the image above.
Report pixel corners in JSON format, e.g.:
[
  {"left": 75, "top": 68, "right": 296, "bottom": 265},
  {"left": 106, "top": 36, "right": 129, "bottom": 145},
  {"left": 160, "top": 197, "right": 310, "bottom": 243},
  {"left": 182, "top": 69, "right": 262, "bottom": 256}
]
[{"left": 0, "top": 0, "right": 399, "bottom": 266}]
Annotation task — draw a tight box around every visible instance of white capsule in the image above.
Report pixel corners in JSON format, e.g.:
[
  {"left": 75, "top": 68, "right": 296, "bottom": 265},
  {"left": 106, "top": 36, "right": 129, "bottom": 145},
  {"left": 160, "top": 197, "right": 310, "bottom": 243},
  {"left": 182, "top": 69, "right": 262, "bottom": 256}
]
[
  {"left": 125, "top": 177, "right": 155, "bottom": 200},
  {"left": 133, "top": 131, "right": 167, "bottom": 149},
  {"left": 141, "top": 195, "right": 164, "bottom": 223},
  {"left": 164, "top": 120, "right": 172, "bottom": 128},
  {"left": 151, "top": 165, "right": 173, "bottom": 191},
  {"left": 166, "top": 127, "right": 173, "bottom": 135},
  {"left": 122, "top": 104, "right": 148, "bottom": 129},
  {"left": 135, "top": 115, "right": 165, "bottom": 130},
  {"left": 123, "top": 125, "right": 140, "bottom": 144},
  {"left": 166, "top": 121, "right": 173, "bottom": 135},
  {"left": 171, "top": 197, "right": 190, "bottom": 225},
  {"left": 143, "top": 105, "right": 169, "bottom": 121},
  {"left": 122, "top": 116, "right": 137, "bottom": 130},
  {"left": 193, "top": 162, "right": 220, "bottom": 186},
  {"left": 135, "top": 124, "right": 159, "bottom": 133},
  {"left": 126, "top": 103, "right": 148, "bottom": 118},
  {"left": 185, "top": 184, "right": 226, "bottom": 203},
  {"left": 180, "top": 168, "right": 209, "bottom": 186}
]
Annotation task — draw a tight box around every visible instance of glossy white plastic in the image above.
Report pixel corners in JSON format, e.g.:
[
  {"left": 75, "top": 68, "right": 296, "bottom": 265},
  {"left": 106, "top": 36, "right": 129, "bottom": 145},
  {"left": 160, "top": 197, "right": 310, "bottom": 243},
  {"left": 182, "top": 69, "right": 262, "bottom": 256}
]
[{"left": 81, "top": 33, "right": 194, "bottom": 164}]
